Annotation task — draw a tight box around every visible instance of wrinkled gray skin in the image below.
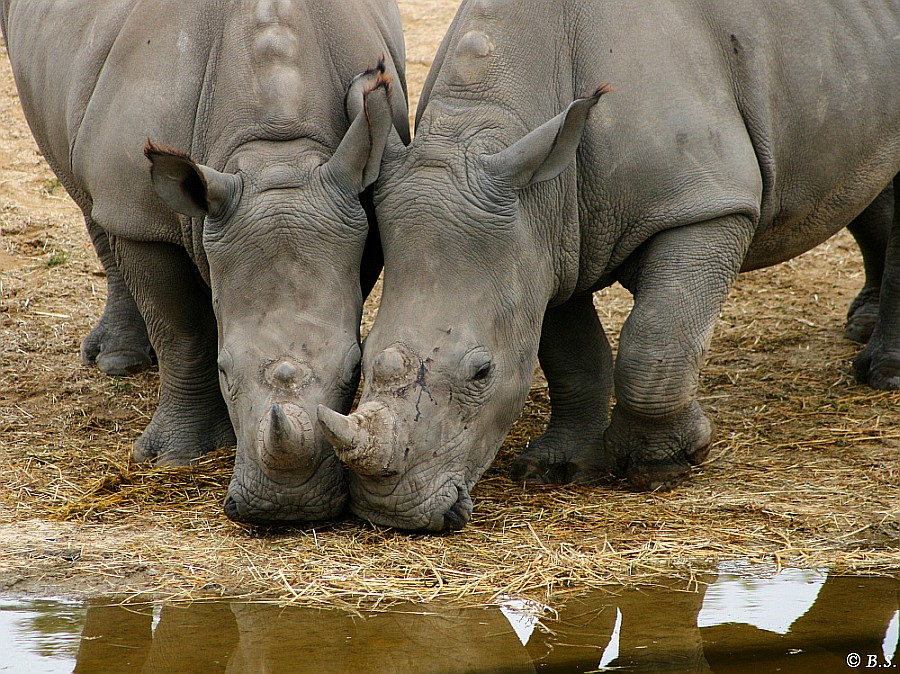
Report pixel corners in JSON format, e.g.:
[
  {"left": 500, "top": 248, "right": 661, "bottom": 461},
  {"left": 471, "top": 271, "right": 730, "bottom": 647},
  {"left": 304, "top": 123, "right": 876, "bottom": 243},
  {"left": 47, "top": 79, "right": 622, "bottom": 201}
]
[
  {"left": 2, "top": 0, "right": 409, "bottom": 523},
  {"left": 318, "top": 0, "right": 900, "bottom": 531}
]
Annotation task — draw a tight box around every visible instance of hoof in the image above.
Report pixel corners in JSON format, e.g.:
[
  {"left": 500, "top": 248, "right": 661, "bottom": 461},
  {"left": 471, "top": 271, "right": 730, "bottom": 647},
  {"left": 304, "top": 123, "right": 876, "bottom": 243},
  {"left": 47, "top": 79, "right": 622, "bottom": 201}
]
[
  {"left": 845, "top": 309, "right": 878, "bottom": 344},
  {"left": 853, "top": 349, "right": 900, "bottom": 390},
  {"left": 623, "top": 437, "right": 712, "bottom": 492},
  {"left": 510, "top": 456, "right": 573, "bottom": 485},
  {"left": 131, "top": 421, "right": 234, "bottom": 467},
  {"left": 510, "top": 455, "right": 616, "bottom": 485},
  {"left": 130, "top": 445, "right": 198, "bottom": 466},
  {"left": 626, "top": 462, "right": 691, "bottom": 491},
  {"left": 860, "top": 364, "right": 900, "bottom": 390},
  {"left": 80, "top": 312, "right": 155, "bottom": 376},
  {"left": 96, "top": 348, "right": 155, "bottom": 376},
  {"left": 845, "top": 289, "right": 879, "bottom": 345}
]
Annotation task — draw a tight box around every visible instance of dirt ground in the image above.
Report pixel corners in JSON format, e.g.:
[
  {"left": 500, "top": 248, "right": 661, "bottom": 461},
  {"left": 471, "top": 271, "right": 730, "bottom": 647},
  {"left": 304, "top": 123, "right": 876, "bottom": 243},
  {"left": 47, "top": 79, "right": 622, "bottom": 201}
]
[{"left": 0, "top": 1, "right": 897, "bottom": 606}]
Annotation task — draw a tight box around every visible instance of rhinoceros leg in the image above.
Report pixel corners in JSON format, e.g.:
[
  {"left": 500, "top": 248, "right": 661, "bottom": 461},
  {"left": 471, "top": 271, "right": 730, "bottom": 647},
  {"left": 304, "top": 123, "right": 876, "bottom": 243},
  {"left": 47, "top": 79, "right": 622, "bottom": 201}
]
[
  {"left": 111, "top": 236, "right": 235, "bottom": 465},
  {"left": 510, "top": 293, "right": 613, "bottom": 484},
  {"left": 845, "top": 185, "right": 892, "bottom": 344},
  {"left": 80, "top": 217, "right": 155, "bottom": 375},
  {"left": 605, "top": 215, "right": 755, "bottom": 491},
  {"left": 852, "top": 174, "right": 900, "bottom": 390}
]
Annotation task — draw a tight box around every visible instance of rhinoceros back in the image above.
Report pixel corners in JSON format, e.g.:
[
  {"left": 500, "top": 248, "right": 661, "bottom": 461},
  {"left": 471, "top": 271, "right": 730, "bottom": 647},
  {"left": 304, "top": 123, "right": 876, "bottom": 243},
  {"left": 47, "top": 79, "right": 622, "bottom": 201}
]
[
  {"left": 2, "top": 0, "right": 406, "bottom": 248},
  {"left": 419, "top": 0, "right": 900, "bottom": 281},
  {"left": 3, "top": 0, "right": 143, "bottom": 210}
]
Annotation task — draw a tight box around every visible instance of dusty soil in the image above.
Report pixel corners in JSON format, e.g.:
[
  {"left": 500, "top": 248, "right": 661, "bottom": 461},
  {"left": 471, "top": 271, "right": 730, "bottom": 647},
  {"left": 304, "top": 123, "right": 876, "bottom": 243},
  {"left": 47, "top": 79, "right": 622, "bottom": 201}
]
[{"left": 0, "top": 1, "right": 897, "bottom": 606}]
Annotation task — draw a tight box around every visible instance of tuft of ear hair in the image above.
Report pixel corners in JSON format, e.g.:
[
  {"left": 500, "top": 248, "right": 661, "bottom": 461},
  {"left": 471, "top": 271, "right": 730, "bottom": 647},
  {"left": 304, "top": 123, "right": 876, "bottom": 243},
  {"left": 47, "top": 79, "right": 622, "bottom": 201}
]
[
  {"left": 344, "top": 55, "right": 393, "bottom": 118},
  {"left": 143, "top": 138, "right": 193, "bottom": 165},
  {"left": 363, "top": 55, "right": 393, "bottom": 99}
]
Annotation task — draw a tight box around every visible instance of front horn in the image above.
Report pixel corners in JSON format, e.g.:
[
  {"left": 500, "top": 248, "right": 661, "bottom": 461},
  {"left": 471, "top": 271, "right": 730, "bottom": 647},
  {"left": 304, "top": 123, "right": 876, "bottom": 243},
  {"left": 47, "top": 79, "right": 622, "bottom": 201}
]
[
  {"left": 260, "top": 403, "right": 313, "bottom": 471},
  {"left": 317, "top": 403, "right": 398, "bottom": 478}
]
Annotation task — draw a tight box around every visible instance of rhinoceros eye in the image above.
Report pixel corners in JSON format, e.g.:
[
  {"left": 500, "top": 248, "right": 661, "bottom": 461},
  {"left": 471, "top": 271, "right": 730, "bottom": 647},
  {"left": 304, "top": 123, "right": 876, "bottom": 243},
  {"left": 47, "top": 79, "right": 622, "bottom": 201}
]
[
  {"left": 217, "top": 349, "right": 237, "bottom": 400},
  {"left": 471, "top": 362, "right": 493, "bottom": 382},
  {"left": 460, "top": 348, "right": 493, "bottom": 385}
]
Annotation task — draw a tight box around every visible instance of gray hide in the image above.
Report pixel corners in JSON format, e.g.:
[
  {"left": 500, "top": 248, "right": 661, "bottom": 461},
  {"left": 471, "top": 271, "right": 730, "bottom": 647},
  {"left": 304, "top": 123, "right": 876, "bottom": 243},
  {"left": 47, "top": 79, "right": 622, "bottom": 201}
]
[
  {"left": 317, "top": 0, "right": 900, "bottom": 531},
  {"left": 2, "top": 0, "right": 410, "bottom": 524}
]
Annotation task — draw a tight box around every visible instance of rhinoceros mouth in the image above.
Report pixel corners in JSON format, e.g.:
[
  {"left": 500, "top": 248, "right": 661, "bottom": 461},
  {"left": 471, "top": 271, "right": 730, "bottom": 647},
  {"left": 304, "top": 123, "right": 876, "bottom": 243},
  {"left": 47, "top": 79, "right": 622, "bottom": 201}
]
[
  {"left": 347, "top": 477, "right": 473, "bottom": 532},
  {"left": 223, "top": 477, "right": 348, "bottom": 525},
  {"left": 224, "top": 449, "right": 348, "bottom": 524}
]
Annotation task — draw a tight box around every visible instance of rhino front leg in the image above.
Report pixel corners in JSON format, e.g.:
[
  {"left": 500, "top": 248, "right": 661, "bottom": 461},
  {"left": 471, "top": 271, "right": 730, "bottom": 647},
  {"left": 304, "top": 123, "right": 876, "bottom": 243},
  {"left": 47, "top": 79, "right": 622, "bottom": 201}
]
[
  {"left": 510, "top": 293, "right": 613, "bottom": 484},
  {"left": 845, "top": 184, "right": 892, "bottom": 344},
  {"left": 853, "top": 174, "right": 900, "bottom": 389},
  {"left": 607, "top": 215, "right": 755, "bottom": 491},
  {"left": 112, "top": 237, "right": 235, "bottom": 465},
  {"left": 80, "top": 217, "right": 154, "bottom": 375}
]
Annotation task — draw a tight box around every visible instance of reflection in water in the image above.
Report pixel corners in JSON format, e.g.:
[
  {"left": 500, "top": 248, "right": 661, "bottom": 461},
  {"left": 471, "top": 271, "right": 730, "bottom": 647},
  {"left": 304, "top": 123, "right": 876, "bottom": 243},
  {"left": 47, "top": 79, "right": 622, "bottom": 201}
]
[
  {"left": 1, "top": 570, "right": 897, "bottom": 673},
  {"left": 0, "top": 598, "right": 82, "bottom": 674}
]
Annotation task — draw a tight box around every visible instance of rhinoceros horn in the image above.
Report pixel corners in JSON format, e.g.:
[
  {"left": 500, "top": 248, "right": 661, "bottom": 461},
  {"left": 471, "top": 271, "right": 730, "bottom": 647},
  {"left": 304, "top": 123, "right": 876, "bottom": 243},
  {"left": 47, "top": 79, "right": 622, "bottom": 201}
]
[
  {"left": 261, "top": 403, "right": 312, "bottom": 471},
  {"left": 317, "top": 403, "right": 398, "bottom": 478}
]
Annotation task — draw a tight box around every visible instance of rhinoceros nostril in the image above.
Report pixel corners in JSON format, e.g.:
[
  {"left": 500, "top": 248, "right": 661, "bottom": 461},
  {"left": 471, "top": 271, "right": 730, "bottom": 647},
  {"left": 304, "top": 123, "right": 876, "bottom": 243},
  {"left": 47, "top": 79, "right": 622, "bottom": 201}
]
[{"left": 272, "top": 360, "right": 298, "bottom": 383}]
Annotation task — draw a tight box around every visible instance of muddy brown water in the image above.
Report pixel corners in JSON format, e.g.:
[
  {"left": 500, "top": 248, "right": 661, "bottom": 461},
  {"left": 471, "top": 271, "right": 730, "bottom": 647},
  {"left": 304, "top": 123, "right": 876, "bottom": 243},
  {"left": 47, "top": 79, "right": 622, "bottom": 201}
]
[{"left": 2, "top": 567, "right": 897, "bottom": 673}]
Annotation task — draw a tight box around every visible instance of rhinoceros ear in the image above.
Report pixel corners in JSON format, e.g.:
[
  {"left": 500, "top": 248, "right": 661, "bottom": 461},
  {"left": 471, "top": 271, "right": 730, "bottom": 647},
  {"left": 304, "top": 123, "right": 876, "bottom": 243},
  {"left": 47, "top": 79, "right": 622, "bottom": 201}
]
[
  {"left": 325, "top": 62, "right": 405, "bottom": 192},
  {"left": 144, "top": 140, "right": 241, "bottom": 219},
  {"left": 483, "top": 84, "right": 612, "bottom": 190},
  {"left": 345, "top": 59, "right": 411, "bottom": 147}
]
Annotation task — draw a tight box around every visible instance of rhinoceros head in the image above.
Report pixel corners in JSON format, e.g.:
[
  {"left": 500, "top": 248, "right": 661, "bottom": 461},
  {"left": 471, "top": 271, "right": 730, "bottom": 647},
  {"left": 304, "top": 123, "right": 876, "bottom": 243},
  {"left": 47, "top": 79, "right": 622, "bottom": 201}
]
[
  {"left": 146, "top": 66, "right": 404, "bottom": 525},
  {"left": 318, "top": 86, "right": 610, "bottom": 531}
]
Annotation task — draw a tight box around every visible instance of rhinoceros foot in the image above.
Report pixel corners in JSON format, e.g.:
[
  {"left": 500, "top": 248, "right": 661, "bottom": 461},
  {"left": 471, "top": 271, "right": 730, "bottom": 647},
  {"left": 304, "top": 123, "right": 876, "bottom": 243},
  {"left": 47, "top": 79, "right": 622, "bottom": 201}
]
[
  {"left": 603, "top": 402, "right": 714, "bottom": 492},
  {"left": 845, "top": 287, "right": 879, "bottom": 344},
  {"left": 81, "top": 315, "right": 155, "bottom": 376},
  {"left": 853, "top": 339, "right": 900, "bottom": 390},
  {"left": 511, "top": 429, "right": 612, "bottom": 485},
  {"left": 131, "top": 402, "right": 235, "bottom": 466},
  {"left": 624, "top": 439, "right": 712, "bottom": 492}
]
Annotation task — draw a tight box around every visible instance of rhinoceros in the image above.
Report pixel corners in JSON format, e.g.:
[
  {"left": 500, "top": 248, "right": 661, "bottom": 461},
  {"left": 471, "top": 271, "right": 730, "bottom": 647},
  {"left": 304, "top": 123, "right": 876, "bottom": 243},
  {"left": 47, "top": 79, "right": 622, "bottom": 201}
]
[
  {"left": 316, "top": 0, "right": 900, "bottom": 531},
  {"left": 2, "top": 0, "right": 409, "bottom": 524}
]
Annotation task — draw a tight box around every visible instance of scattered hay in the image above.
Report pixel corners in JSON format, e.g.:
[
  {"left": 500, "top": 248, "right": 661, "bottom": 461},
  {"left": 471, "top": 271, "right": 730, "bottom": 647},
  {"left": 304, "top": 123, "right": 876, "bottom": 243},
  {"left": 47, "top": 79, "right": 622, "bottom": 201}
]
[
  {"left": 2, "top": 184, "right": 898, "bottom": 608},
  {"left": 5, "top": 370, "right": 895, "bottom": 609},
  {"left": 49, "top": 450, "right": 236, "bottom": 523}
]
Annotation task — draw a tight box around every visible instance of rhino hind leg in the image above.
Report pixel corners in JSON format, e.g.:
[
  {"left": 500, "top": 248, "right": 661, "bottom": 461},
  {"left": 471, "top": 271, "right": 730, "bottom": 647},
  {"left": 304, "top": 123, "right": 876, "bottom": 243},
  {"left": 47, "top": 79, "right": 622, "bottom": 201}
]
[
  {"left": 114, "top": 237, "right": 235, "bottom": 465},
  {"left": 81, "top": 218, "right": 155, "bottom": 375},
  {"left": 845, "top": 185, "right": 892, "bottom": 344},
  {"left": 852, "top": 174, "right": 900, "bottom": 390},
  {"left": 510, "top": 294, "right": 614, "bottom": 484}
]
